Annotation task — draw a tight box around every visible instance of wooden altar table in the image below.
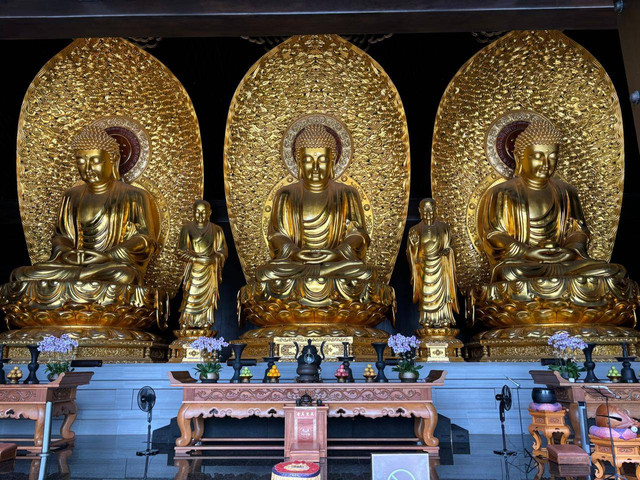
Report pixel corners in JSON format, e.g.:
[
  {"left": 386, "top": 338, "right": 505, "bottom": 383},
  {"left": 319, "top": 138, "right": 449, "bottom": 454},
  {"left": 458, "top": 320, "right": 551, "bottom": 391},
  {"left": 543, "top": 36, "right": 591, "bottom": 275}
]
[
  {"left": 530, "top": 370, "right": 640, "bottom": 448},
  {"left": 0, "top": 372, "right": 93, "bottom": 452},
  {"left": 168, "top": 370, "right": 446, "bottom": 457}
]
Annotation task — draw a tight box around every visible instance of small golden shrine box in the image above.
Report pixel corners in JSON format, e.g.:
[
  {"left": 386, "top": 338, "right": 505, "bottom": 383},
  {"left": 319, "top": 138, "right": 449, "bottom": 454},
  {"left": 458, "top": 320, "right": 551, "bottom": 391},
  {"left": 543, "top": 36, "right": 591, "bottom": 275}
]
[{"left": 284, "top": 404, "right": 328, "bottom": 462}]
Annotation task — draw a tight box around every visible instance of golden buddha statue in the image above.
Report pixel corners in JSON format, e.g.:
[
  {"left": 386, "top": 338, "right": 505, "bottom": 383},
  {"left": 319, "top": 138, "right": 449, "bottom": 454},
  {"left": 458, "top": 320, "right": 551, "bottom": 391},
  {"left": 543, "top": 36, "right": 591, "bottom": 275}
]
[
  {"left": 170, "top": 200, "right": 227, "bottom": 362},
  {"left": 407, "top": 198, "right": 462, "bottom": 361},
  {"left": 478, "top": 120, "right": 624, "bottom": 284},
  {"left": 12, "top": 126, "right": 160, "bottom": 284},
  {"left": 238, "top": 122, "right": 395, "bottom": 359},
  {"left": 0, "top": 125, "right": 168, "bottom": 361},
  {"left": 470, "top": 119, "right": 639, "bottom": 359}
]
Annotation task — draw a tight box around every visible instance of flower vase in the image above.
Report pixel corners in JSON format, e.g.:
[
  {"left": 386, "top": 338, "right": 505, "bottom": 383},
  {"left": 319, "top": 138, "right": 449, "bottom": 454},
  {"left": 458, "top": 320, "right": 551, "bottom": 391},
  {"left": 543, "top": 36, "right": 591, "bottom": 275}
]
[
  {"left": 24, "top": 345, "right": 40, "bottom": 384},
  {"left": 399, "top": 371, "right": 419, "bottom": 383},
  {"left": 47, "top": 373, "right": 59, "bottom": 382}
]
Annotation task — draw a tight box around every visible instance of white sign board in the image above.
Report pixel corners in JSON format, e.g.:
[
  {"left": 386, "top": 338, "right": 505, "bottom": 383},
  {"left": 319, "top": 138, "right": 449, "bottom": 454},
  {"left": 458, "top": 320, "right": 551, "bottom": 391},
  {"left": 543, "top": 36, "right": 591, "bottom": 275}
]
[{"left": 371, "top": 453, "right": 430, "bottom": 480}]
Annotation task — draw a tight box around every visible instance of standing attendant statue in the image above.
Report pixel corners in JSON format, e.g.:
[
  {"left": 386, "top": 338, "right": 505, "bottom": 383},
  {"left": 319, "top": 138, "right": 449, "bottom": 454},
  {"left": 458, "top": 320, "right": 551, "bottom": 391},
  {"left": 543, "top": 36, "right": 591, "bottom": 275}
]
[
  {"left": 407, "top": 198, "right": 463, "bottom": 361},
  {"left": 170, "top": 200, "right": 227, "bottom": 361}
]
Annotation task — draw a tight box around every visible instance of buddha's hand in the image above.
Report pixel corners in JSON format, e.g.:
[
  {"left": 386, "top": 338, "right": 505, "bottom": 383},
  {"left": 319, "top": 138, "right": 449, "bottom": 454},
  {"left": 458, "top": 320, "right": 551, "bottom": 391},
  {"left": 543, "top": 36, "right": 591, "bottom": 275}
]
[
  {"left": 525, "top": 247, "right": 576, "bottom": 263},
  {"left": 61, "top": 249, "right": 110, "bottom": 265},
  {"left": 292, "top": 249, "right": 341, "bottom": 264}
]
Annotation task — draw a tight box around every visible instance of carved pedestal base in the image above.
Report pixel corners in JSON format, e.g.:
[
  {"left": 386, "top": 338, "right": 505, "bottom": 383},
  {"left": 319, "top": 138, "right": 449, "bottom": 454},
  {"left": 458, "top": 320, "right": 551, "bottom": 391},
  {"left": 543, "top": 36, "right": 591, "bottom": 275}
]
[
  {"left": 236, "top": 324, "right": 389, "bottom": 361},
  {"left": 415, "top": 328, "right": 463, "bottom": 362},
  {"left": 0, "top": 280, "right": 169, "bottom": 362},
  {"left": 169, "top": 329, "right": 217, "bottom": 363},
  {"left": 0, "top": 327, "right": 167, "bottom": 363},
  {"left": 466, "top": 325, "right": 640, "bottom": 362},
  {"left": 528, "top": 409, "right": 571, "bottom": 457},
  {"left": 591, "top": 435, "right": 640, "bottom": 479}
]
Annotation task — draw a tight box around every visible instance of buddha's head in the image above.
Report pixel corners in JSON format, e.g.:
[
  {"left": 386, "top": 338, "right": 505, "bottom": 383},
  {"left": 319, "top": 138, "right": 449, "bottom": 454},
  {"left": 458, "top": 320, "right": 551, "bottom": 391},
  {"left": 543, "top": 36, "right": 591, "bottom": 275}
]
[
  {"left": 71, "top": 126, "right": 121, "bottom": 185},
  {"left": 513, "top": 119, "right": 562, "bottom": 182},
  {"left": 419, "top": 198, "right": 436, "bottom": 225},
  {"left": 193, "top": 200, "right": 211, "bottom": 227},
  {"left": 294, "top": 124, "right": 337, "bottom": 190}
]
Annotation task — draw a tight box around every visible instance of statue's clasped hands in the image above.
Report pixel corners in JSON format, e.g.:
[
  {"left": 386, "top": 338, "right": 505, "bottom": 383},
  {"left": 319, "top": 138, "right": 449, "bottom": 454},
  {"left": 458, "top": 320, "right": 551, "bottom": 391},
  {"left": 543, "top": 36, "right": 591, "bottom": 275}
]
[
  {"left": 61, "top": 249, "right": 111, "bottom": 265},
  {"left": 291, "top": 248, "right": 342, "bottom": 264},
  {"left": 525, "top": 242, "right": 577, "bottom": 263}
]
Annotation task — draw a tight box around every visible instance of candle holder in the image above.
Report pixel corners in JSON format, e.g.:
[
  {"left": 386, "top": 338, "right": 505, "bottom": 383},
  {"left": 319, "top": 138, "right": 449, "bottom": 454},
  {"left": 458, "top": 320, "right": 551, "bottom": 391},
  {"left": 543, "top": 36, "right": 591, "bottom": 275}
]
[
  {"left": 617, "top": 343, "right": 638, "bottom": 383},
  {"left": 336, "top": 341, "right": 355, "bottom": 383},
  {"left": 227, "top": 343, "right": 257, "bottom": 383},
  {"left": 262, "top": 341, "right": 280, "bottom": 383}
]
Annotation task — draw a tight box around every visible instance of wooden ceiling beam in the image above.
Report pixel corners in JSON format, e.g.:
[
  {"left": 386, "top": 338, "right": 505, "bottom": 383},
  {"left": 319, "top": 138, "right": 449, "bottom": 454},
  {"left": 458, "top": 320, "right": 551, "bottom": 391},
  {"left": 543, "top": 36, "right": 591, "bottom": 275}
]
[{"left": 0, "top": 0, "right": 617, "bottom": 40}]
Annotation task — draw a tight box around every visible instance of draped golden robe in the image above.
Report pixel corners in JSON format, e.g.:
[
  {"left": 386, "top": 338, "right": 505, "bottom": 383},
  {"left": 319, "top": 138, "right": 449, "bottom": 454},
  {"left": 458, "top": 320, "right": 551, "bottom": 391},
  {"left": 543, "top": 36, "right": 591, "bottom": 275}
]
[
  {"left": 478, "top": 176, "right": 624, "bottom": 283},
  {"left": 178, "top": 222, "right": 227, "bottom": 328},
  {"left": 407, "top": 220, "right": 459, "bottom": 328},
  {"left": 12, "top": 181, "right": 160, "bottom": 285},
  {"left": 255, "top": 180, "right": 378, "bottom": 306}
]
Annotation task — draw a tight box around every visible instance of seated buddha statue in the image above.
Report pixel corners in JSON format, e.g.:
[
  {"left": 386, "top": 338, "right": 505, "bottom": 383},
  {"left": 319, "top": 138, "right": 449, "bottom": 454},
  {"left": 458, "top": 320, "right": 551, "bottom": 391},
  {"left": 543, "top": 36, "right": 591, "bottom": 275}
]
[
  {"left": 470, "top": 118, "right": 638, "bottom": 359},
  {"left": 478, "top": 119, "right": 626, "bottom": 284},
  {"left": 11, "top": 125, "right": 160, "bottom": 285},
  {"left": 255, "top": 124, "right": 376, "bottom": 306},
  {"left": 239, "top": 122, "right": 394, "bottom": 356},
  {"left": 0, "top": 124, "right": 165, "bottom": 361}
]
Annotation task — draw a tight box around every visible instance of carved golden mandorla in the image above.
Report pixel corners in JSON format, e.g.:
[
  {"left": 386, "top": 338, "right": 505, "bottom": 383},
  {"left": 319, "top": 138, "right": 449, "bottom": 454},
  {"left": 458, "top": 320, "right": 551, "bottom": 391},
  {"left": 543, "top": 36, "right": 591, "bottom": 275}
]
[
  {"left": 17, "top": 38, "right": 204, "bottom": 298},
  {"left": 224, "top": 35, "right": 410, "bottom": 284},
  {"left": 431, "top": 30, "right": 624, "bottom": 293}
]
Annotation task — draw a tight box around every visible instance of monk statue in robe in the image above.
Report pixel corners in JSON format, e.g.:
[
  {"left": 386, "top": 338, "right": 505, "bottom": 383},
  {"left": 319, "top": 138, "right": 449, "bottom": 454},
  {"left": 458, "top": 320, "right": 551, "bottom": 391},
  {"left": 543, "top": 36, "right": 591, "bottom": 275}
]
[
  {"left": 11, "top": 125, "right": 160, "bottom": 286},
  {"left": 177, "top": 200, "right": 227, "bottom": 329},
  {"left": 255, "top": 123, "right": 378, "bottom": 307},
  {"left": 407, "top": 198, "right": 459, "bottom": 329},
  {"left": 478, "top": 119, "right": 626, "bottom": 284}
]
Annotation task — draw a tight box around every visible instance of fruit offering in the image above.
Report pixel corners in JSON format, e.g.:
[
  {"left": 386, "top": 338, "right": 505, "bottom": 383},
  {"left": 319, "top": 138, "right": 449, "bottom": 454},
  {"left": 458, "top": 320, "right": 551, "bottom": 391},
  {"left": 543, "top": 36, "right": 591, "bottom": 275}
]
[
  {"left": 363, "top": 364, "right": 376, "bottom": 382},
  {"left": 240, "top": 366, "right": 253, "bottom": 377},
  {"left": 267, "top": 365, "right": 280, "bottom": 378},
  {"left": 608, "top": 366, "right": 621, "bottom": 382},
  {"left": 335, "top": 365, "right": 348, "bottom": 381}
]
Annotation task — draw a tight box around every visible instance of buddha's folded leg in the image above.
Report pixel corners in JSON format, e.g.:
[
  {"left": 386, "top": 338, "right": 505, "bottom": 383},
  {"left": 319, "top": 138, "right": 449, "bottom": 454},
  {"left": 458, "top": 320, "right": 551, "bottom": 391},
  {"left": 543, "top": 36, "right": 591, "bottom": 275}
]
[
  {"left": 318, "top": 260, "right": 373, "bottom": 279},
  {"left": 255, "top": 261, "right": 308, "bottom": 282},
  {"left": 10, "top": 263, "right": 83, "bottom": 282},
  {"left": 563, "top": 260, "right": 627, "bottom": 278},
  {"left": 77, "top": 263, "right": 140, "bottom": 285},
  {"left": 491, "top": 261, "right": 554, "bottom": 282}
]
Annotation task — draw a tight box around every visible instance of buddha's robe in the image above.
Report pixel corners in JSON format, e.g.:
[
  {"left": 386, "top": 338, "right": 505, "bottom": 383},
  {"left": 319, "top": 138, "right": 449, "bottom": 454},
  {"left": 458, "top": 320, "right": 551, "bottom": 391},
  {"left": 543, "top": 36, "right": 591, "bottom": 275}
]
[
  {"left": 12, "top": 181, "right": 159, "bottom": 285},
  {"left": 256, "top": 180, "right": 375, "bottom": 305},
  {"left": 407, "top": 220, "right": 458, "bottom": 328},
  {"left": 178, "top": 222, "right": 227, "bottom": 328},
  {"left": 478, "top": 176, "right": 625, "bottom": 283}
]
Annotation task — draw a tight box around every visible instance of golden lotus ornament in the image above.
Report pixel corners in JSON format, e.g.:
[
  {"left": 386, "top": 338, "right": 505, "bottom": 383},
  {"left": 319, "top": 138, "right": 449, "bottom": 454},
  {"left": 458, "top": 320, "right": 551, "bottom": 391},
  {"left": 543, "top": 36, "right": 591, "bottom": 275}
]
[
  {"left": 224, "top": 35, "right": 410, "bottom": 360},
  {"left": 431, "top": 30, "right": 638, "bottom": 361},
  {"left": 0, "top": 38, "right": 204, "bottom": 362}
]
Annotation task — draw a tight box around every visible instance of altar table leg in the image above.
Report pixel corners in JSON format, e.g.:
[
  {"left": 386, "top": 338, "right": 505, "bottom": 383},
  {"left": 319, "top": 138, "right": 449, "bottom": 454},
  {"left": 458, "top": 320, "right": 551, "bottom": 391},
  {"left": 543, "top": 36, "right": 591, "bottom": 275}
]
[
  {"left": 176, "top": 404, "right": 194, "bottom": 447},
  {"left": 568, "top": 403, "right": 581, "bottom": 446},
  {"left": 60, "top": 412, "right": 77, "bottom": 441},
  {"left": 58, "top": 448, "right": 72, "bottom": 474},
  {"left": 193, "top": 415, "right": 205, "bottom": 443},
  {"left": 33, "top": 405, "right": 46, "bottom": 447},
  {"left": 417, "top": 403, "right": 439, "bottom": 447}
]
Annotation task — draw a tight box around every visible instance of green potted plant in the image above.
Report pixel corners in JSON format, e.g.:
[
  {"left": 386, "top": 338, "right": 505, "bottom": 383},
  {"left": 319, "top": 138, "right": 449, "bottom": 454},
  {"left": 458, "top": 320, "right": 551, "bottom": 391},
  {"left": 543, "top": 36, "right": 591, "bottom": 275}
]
[
  {"left": 547, "top": 331, "right": 586, "bottom": 382},
  {"left": 37, "top": 334, "right": 78, "bottom": 381},
  {"left": 189, "top": 336, "right": 228, "bottom": 382},
  {"left": 388, "top": 334, "right": 423, "bottom": 382}
]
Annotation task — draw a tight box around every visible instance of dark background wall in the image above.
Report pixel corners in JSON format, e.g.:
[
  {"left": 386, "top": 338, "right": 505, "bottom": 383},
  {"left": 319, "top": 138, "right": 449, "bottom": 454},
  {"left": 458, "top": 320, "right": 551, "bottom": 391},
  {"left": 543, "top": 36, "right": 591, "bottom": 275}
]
[{"left": 0, "top": 31, "right": 638, "bottom": 346}]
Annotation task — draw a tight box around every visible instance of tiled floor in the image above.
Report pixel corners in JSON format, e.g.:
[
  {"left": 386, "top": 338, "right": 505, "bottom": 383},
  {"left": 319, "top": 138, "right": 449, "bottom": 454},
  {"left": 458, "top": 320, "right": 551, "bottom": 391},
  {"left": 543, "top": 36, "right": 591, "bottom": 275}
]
[{"left": 0, "top": 434, "right": 593, "bottom": 479}]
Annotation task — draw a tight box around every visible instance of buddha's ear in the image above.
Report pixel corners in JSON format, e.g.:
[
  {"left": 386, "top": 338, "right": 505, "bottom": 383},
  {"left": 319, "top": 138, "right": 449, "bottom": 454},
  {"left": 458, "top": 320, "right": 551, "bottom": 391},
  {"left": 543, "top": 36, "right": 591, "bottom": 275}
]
[{"left": 111, "top": 152, "right": 121, "bottom": 180}]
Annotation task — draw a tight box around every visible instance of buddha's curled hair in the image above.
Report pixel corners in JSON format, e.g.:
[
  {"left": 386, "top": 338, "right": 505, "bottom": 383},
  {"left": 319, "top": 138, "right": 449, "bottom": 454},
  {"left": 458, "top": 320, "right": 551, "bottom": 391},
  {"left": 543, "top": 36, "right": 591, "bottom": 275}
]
[
  {"left": 294, "top": 124, "right": 337, "bottom": 158},
  {"left": 71, "top": 126, "right": 121, "bottom": 164},
  {"left": 513, "top": 119, "right": 563, "bottom": 162}
]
